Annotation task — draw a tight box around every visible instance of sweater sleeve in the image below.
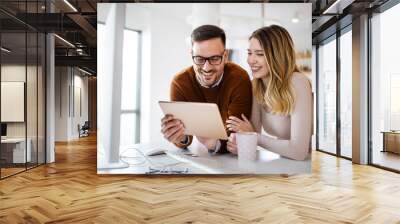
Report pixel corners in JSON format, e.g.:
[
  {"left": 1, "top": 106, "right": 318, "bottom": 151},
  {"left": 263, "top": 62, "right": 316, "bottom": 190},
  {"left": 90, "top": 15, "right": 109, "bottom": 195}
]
[
  {"left": 216, "top": 74, "right": 252, "bottom": 154},
  {"left": 227, "top": 75, "right": 253, "bottom": 125},
  {"left": 257, "top": 74, "right": 312, "bottom": 161},
  {"left": 170, "top": 78, "right": 193, "bottom": 148}
]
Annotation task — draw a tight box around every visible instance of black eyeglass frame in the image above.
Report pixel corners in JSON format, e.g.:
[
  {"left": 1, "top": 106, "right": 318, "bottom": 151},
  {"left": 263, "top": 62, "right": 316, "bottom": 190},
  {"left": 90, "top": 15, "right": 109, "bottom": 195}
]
[{"left": 192, "top": 50, "right": 226, "bottom": 65}]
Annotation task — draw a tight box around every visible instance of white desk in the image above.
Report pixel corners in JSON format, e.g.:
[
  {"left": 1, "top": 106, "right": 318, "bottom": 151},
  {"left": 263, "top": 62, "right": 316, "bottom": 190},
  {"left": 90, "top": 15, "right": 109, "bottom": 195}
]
[
  {"left": 1, "top": 138, "right": 31, "bottom": 163},
  {"left": 98, "top": 140, "right": 311, "bottom": 174}
]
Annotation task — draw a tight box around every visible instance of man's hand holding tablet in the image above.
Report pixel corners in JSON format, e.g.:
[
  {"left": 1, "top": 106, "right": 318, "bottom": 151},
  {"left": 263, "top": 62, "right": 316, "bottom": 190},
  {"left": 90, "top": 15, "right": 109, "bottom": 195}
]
[
  {"left": 159, "top": 101, "right": 228, "bottom": 151},
  {"left": 160, "top": 114, "right": 187, "bottom": 144}
]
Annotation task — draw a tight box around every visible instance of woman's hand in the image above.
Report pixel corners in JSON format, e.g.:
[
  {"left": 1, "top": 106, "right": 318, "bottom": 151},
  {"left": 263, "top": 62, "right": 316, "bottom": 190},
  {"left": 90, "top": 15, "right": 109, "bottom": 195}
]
[
  {"left": 227, "top": 133, "right": 237, "bottom": 154},
  {"left": 226, "top": 114, "right": 254, "bottom": 133}
]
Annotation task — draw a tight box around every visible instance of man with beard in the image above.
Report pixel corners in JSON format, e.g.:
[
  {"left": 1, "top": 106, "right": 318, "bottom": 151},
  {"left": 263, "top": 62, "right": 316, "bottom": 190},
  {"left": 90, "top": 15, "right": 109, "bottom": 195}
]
[{"left": 161, "top": 25, "right": 252, "bottom": 154}]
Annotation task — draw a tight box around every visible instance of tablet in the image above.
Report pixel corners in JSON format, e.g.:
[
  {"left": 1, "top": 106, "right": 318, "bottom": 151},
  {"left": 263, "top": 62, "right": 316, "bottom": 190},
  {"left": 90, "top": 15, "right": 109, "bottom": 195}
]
[{"left": 159, "top": 101, "right": 228, "bottom": 140}]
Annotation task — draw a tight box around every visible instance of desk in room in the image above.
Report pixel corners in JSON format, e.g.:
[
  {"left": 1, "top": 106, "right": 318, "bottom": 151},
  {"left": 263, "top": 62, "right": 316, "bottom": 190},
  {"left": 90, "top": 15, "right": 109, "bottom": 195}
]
[
  {"left": 381, "top": 131, "right": 400, "bottom": 154},
  {"left": 1, "top": 138, "right": 32, "bottom": 164},
  {"left": 98, "top": 141, "right": 311, "bottom": 174}
]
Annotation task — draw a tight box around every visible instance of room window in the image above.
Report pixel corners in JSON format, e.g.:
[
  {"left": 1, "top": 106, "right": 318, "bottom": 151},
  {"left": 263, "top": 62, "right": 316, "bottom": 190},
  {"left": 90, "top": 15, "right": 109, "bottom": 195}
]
[
  {"left": 339, "top": 28, "right": 352, "bottom": 158},
  {"left": 390, "top": 74, "right": 400, "bottom": 131},
  {"left": 120, "top": 29, "right": 141, "bottom": 147},
  {"left": 370, "top": 2, "right": 400, "bottom": 171},
  {"left": 317, "top": 37, "right": 337, "bottom": 155}
]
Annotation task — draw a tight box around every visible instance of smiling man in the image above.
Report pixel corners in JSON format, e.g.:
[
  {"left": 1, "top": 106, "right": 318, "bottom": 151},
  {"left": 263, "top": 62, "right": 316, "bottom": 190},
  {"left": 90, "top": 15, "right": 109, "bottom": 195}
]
[{"left": 161, "top": 25, "right": 252, "bottom": 154}]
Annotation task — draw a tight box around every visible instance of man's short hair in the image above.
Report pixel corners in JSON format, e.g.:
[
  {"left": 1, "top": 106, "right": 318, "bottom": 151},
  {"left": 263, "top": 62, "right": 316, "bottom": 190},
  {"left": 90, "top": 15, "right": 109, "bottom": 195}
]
[{"left": 191, "top": 25, "right": 226, "bottom": 47}]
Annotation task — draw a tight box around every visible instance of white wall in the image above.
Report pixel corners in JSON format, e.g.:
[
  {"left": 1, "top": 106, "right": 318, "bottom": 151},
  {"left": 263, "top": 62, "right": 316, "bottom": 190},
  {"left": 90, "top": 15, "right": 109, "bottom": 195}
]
[
  {"left": 98, "top": 3, "right": 129, "bottom": 164},
  {"left": 1, "top": 65, "right": 34, "bottom": 138},
  {"left": 125, "top": 4, "right": 192, "bottom": 143},
  {"left": 148, "top": 8, "right": 192, "bottom": 143},
  {"left": 55, "top": 67, "right": 68, "bottom": 141},
  {"left": 97, "top": 3, "right": 116, "bottom": 159},
  {"left": 1, "top": 64, "right": 46, "bottom": 163},
  {"left": 73, "top": 73, "right": 89, "bottom": 137},
  {"left": 54, "top": 67, "right": 89, "bottom": 141}
]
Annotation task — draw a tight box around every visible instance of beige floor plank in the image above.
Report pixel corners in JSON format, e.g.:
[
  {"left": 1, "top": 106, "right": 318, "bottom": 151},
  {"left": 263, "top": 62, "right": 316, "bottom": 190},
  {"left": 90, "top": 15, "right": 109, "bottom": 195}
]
[{"left": 0, "top": 134, "right": 399, "bottom": 223}]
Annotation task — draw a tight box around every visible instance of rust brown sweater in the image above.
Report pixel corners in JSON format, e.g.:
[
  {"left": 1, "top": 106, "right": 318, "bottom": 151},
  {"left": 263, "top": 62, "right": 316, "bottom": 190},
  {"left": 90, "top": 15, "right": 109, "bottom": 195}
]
[{"left": 170, "top": 62, "right": 252, "bottom": 153}]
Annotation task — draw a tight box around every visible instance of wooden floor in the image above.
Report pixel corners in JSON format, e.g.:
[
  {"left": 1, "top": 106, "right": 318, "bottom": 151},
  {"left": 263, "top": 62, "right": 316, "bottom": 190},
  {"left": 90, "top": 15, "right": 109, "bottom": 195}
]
[
  {"left": 1, "top": 167, "right": 26, "bottom": 178},
  {"left": 372, "top": 150, "right": 400, "bottom": 171},
  {"left": 1, "top": 135, "right": 400, "bottom": 223},
  {"left": 1, "top": 163, "right": 45, "bottom": 178}
]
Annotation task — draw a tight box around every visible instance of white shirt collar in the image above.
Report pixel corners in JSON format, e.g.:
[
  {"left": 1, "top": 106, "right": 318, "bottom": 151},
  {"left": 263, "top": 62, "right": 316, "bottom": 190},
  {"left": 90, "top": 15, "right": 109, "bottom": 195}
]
[{"left": 196, "top": 73, "right": 224, "bottom": 88}]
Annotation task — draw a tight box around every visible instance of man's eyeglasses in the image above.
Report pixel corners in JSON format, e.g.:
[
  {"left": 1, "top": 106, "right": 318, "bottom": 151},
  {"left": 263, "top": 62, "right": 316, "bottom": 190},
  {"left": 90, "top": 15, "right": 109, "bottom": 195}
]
[{"left": 192, "top": 52, "right": 225, "bottom": 65}]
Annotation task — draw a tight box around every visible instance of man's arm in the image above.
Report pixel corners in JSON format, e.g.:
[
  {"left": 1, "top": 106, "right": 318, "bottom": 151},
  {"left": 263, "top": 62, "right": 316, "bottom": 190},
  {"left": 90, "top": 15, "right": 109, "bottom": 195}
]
[
  {"left": 169, "top": 80, "right": 193, "bottom": 148},
  {"left": 227, "top": 76, "right": 253, "bottom": 122},
  {"left": 161, "top": 115, "right": 186, "bottom": 144},
  {"left": 220, "top": 75, "right": 253, "bottom": 153},
  {"left": 171, "top": 79, "right": 222, "bottom": 152}
]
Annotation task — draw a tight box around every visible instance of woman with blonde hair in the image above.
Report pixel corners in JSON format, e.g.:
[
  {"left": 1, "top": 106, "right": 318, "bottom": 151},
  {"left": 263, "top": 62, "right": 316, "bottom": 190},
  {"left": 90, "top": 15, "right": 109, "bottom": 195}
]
[{"left": 226, "top": 25, "right": 312, "bottom": 161}]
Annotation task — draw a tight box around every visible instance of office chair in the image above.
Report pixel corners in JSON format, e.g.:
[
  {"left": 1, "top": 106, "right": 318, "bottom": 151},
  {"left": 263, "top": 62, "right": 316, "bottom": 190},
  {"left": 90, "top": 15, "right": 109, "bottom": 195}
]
[{"left": 79, "top": 121, "right": 90, "bottom": 138}]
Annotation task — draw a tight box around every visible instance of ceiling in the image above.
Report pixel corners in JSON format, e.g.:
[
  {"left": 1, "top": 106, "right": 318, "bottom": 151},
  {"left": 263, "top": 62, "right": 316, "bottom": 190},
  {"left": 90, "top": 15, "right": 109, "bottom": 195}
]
[
  {"left": 0, "top": 0, "right": 99, "bottom": 74},
  {"left": 0, "top": 0, "right": 393, "bottom": 75}
]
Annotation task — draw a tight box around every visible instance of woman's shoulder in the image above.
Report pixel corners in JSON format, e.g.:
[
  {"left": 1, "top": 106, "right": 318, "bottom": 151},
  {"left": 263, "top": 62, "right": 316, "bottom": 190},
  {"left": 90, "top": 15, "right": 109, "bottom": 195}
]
[
  {"left": 291, "top": 72, "right": 312, "bottom": 90},
  {"left": 252, "top": 96, "right": 272, "bottom": 113}
]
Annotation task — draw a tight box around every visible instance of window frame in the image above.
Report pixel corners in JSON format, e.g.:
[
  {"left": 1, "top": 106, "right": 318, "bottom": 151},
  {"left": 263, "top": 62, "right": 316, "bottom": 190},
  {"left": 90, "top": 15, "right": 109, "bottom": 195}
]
[
  {"left": 120, "top": 28, "right": 141, "bottom": 145},
  {"left": 315, "top": 24, "right": 353, "bottom": 161}
]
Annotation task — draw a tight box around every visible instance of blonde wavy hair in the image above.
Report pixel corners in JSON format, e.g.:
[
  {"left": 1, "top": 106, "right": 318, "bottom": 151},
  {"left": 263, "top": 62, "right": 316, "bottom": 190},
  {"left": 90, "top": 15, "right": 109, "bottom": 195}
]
[{"left": 250, "top": 25, "right": 299, "bottom": 116}]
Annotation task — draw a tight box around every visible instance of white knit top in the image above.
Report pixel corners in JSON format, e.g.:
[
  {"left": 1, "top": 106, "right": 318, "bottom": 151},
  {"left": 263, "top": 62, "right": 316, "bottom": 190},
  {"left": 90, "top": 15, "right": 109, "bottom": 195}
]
[{"left": 251, "top": 73, "right": 313, "bottom": 160}]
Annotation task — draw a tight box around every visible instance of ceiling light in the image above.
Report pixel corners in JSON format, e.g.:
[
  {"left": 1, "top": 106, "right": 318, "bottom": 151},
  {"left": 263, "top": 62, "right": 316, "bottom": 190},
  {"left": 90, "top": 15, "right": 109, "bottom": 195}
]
[
  {"left": 1, "top": 47, "right": 11, "bottom": 53},
  {"left": 323, "top": 0, "right": 354, "bottom": 15},
  {"left": 76, "top": 48, "right": 85, "bottom": 55},
  {"left": 63, "top": 0, "right": 78, "bottom": 12},
  {"left": 54, "top": 34, "right": 75, "bottom": 48},
  {"left": 292, "top": 12, "right": 300, "bottom": 23},
  {"left": 78, "top": 67, "right": 92, "bottom": 76}
]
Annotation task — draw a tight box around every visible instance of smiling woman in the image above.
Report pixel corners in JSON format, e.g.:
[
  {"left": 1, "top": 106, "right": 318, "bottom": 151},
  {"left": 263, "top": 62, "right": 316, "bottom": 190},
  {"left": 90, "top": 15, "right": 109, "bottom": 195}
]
[{"left": 227, "top": 25, "right": 313, "bottom": 161}]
